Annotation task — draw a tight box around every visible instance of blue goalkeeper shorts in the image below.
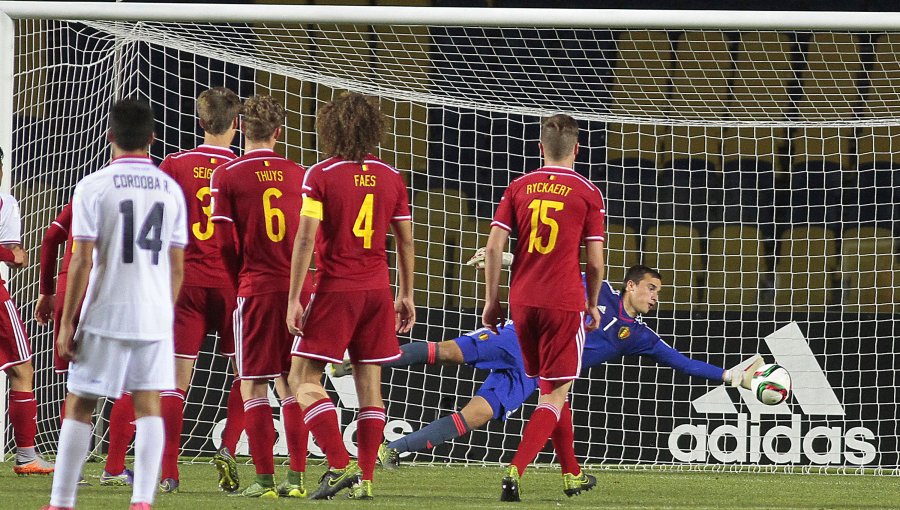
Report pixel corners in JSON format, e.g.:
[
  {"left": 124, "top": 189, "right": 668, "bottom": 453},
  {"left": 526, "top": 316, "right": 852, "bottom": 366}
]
[{"left": 454, "top": 322, "right": 537, "bottom": 421}]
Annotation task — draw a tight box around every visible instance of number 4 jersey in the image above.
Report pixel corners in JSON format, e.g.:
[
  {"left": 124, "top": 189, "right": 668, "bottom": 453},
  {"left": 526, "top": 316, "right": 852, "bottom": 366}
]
[
  {"left": 210, "top": 148, "right": 306, "bottom": 296},
  {"left": 159, "top": 144, "right": 235, "bottom": 287},
  {"left": 70, "top": 156, "right": 188, "bottom": 341},
  {"left": 491, "top": 166, "right": 605, "bottom": 312},
  {"left": 300, "top": 155, "right": 411, "bottom": 292}
]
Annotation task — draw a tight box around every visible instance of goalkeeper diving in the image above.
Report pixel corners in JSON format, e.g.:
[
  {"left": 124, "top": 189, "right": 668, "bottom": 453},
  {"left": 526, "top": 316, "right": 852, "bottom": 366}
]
[{"left": 333, "top": 261, "right": 765, "bottom": 493}]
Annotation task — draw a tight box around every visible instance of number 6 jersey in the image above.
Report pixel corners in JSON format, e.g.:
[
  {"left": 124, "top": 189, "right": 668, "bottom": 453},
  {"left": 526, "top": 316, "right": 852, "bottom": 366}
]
[
  {"left": 210, "top": 148, "right": 306, "bottom": 296},
  {"left": 491, "top": 165, "right": 605, "bottom": 312},
  {"left": 71, "top": 156, "right": 188, "bottom": 340}
]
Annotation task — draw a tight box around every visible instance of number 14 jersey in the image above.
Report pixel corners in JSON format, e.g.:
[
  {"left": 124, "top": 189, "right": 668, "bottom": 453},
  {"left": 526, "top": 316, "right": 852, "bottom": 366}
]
[
  {"left": 491, "top": 166, "right": 605, "bottom": 312},
  {"left": 71, "top": 156, "right": 188, "bottom": 340},
  {"left": 210, "top": 148, "right": 305, "bottom": 296}
]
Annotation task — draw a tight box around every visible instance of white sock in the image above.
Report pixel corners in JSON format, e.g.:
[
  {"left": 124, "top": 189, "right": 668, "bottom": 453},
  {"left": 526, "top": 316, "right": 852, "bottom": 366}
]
[
  {"left": 50, "top": 420, "right": 92, "bottom": 508},
  {"left": 132, "top": 416, "right": 165, "bottom": 505},
  {"left": 16, "top": 445, "right": 36, "bottom": 463}
]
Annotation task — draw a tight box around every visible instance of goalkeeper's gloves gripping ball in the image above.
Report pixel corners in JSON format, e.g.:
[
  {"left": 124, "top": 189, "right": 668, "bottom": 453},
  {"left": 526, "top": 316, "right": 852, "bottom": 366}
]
[
  {"left": 465, "top": 247, "right": 514, "bottom": 269},
  {"left": 730, "top": 354, "right": 765, "bottom": 390}
]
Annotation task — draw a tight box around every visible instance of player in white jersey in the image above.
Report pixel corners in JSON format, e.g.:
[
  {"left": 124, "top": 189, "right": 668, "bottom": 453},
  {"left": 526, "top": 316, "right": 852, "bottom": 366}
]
[
  {"left": 0, "top": 146, "right": 54, "bottom": 475},
  {"left": 47, "top": 100, "right": 187, "bottom": 510}
]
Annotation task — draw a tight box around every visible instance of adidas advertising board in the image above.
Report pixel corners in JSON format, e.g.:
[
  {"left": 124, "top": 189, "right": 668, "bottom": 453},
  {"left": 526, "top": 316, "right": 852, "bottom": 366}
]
[{"left": 668, "top": 322, "right": 877, "bottom": 466}]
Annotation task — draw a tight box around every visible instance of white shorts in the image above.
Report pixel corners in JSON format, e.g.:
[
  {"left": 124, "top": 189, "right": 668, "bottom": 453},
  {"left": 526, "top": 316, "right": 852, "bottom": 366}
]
[{"left": 67, "top": 332, "right": 175, "bottom": 399}]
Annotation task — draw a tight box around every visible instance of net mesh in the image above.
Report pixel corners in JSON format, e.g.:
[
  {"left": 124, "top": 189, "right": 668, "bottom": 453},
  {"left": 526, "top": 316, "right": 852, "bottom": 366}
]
[{"left": 6, "top": 17, "right": 900, "bottom": 471}]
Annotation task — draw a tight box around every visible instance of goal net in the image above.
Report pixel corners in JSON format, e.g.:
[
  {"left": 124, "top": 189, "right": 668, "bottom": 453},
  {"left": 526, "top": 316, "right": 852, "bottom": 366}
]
[{"left": 3, "top": 4, "right": 900, "bottom": 473}]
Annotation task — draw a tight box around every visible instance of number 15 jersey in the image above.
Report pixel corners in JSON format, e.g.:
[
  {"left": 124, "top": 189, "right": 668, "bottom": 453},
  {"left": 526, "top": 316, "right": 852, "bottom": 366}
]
[
  {"left": 210, "top": 148, "right": 305, "bottom": 296},
  {"left": 491, "top": 166, "right": 605, "bottom": 312},
  {"left": 71, "top": 156, "right": 188, "bottom": 341}
]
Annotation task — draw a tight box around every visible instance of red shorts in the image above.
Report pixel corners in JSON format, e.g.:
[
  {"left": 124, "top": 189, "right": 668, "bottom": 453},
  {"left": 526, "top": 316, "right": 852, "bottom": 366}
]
[
  {"left": 0, "top": 297, "right": 31, "bottom": 371},
  {"left": 292, "top": 288, "right": 401, "bottom": 364},
  {"left": 234, "top": 291, "right": 294, "bottom": 379},
  {"left": 174, "top": 285, "right": 237, "bottom": 359},
  {"left": 52, "top": 288, "right": 84, "bottom": 373},
  {"left": 510, "top": 305, "right": 584, "bottom": 382}
]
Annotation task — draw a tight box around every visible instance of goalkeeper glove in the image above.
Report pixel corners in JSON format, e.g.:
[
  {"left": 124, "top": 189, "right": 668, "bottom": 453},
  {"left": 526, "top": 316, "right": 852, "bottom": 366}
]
[
  {"left": 730, "top": 354, "right": 765, "bottom": 390},
  {"left": 465, "top": 247, "right": 514, "bottom": 269}
]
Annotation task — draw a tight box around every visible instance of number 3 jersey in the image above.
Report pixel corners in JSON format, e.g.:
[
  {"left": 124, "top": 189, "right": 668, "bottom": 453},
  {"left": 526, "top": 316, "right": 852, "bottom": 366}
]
[
  {"left": 300, "top": 154, "right": 411, "bottom": 292},
  {"left": 210, "top": 148, "right": 306, "bottom": 296},
  {"left": 491, "top": 166, "right": 605, "bottom": 312},
  {"left": 71, "top": 156, "right": 188, "bottom": 341},
  {"left": 159, "top": 145, "right": 235, "bottom": 287}
]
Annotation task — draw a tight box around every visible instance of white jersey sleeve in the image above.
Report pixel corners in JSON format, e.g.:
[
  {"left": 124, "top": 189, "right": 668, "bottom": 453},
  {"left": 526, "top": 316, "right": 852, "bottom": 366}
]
[
  {"left": 170, "top": 187, "right": 188, "bottom": 249},
  {"left": 71, "top": 180, "right": 100, "bottom": 242},
  {"left": 0, "top": 194, "right": 22, "bottom": 245}
]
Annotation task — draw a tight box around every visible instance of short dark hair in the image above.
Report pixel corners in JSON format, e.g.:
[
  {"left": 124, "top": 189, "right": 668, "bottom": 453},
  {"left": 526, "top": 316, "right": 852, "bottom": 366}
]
[
  {"left": 110, "top": 99, "right": 155, "bottom": 151},
  {"left": 197, "top": 87, "right": 242, "bottom": 135},
  {"left": 621, "top": 264, "right": 663, "bottom": 291},
  {"left": 540, "top": 114, "right": 579, "bottom": 160},
  {"left": 0, "top": 146, "right": 4, "bottom": 166}
]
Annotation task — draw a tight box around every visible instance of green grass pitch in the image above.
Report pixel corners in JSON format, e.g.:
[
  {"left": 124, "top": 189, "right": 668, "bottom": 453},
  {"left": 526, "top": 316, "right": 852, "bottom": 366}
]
[{"left": 5, "top": 459, "right": 900, "bottom": 509}]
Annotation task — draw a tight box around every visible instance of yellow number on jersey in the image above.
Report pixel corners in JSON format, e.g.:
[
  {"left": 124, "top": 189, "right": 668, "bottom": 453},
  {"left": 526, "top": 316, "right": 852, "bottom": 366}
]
[
  {"left": 527, "top": 199, "right": 564, "bottom": 254},
  {"left": 192, "top": 186, "right": 214, "bottom": 241},
  {"left": 353, "top": 193, "right": 375, "bottom": 249},
  {"left": 263, "top": 187, "right": 286, "bottom": 242}
]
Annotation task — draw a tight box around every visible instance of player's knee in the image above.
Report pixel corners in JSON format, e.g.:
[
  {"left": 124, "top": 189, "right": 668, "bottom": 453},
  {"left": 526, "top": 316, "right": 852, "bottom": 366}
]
[{"left": 5, "top": 361, "right": 34, "bottom": 389}]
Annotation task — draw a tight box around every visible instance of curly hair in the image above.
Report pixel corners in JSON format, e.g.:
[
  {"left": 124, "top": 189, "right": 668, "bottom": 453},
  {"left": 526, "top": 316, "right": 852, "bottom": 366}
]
[
  {"left": 540, "top": 113, "right": 579, "bottom": 161},
  {"left": 316, "top": 92, "right": 385, "bottom": 163},
  {"left": 197, "top": 87, "right": 241, "bottom": 135},
  {"left": 242, "top": 95, "right": 285, "bottom": 142}
]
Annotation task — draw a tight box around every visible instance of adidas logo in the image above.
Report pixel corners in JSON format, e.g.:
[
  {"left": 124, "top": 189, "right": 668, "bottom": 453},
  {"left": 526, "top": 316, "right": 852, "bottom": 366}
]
[{"left": 668, "top": 322, "right": 877, "bottom": 466}]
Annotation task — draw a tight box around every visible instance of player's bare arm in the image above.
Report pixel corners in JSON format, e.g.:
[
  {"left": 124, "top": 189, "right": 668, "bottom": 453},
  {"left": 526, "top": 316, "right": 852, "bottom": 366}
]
[
  {"left": 286, "top": 214, "right": 319, "bottom": 336},
  {"left": 0, "top": 243, "right": 27, "bottom": 268},
  {"left": 482, "top": 225, "right": 509, "bottom": 334},
  {"left": 169, "top": 246, "right": 184, "bottom": 304},
  {"left": 57, "top": 240, "right": 94, "bottom": 361},
  {"left": 583, "top": 240, "right": 604, "bottom": 331},
  {"left": 391, "top": 219, "right": 415, "bottom": 334}
]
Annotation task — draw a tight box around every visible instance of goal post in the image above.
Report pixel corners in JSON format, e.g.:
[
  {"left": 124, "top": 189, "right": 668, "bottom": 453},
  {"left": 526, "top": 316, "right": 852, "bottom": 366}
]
[{"left": 2, "top": 2, "right": 900, "bottom": 473}]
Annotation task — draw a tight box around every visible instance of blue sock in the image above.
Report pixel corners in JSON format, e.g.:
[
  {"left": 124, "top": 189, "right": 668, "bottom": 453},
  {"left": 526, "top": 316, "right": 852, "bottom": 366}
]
[
  {"left": 388, "top": 412, "right": 469, "bottom": 453},
  {"left": 384, "top": 342, "right": 438, "bottom": 368}
]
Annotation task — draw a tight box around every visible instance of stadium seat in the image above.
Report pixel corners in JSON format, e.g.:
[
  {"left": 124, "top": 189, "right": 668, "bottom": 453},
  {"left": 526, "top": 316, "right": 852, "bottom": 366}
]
[
  {"left": 643, "top": 222, "right": 702, "bottom": 310},
  {"left": 599, "top": 222, "right": 639, "bottom": 287},
  {"left": 412, "top": 188, "right": 472, "bottom": 308},
  {"left": 773, "top": 225, "right": 838, "bottom": 312},
  {"left": 705, "top": 224, "right": 767, "bottom": 311},
  {"left": 600, "top": 165, "right": 658, "bottom": 230},
  {"left": 791, "top": 33, "right": 861, "bottom": 174},
  {"left": 656, "top": 166, "right": 723, "bottom": 228},
  {"left": 607, "top": 30, "right": 672, "bottom": 169},
  {"left": 841, "top": 226, "right": 898, "bottom": 314},
  {"left": 660, "top": 31, "right": 734, "bottom": 172}
]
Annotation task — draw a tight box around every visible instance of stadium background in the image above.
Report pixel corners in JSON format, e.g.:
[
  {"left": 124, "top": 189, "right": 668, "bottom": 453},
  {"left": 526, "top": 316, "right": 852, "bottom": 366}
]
[{"left": 5, "top": 0, "right": 900, "bottom": 470}]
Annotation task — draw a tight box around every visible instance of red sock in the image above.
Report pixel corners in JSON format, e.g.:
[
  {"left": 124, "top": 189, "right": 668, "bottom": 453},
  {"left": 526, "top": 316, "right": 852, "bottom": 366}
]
[
  {"left": 303, "top": 398, "right": 349, "bottom": 469},
  {"left": 243, "top": 398, "right": 275, "bottom": 475},
  {"left": 550, "top": 401, "right": 579, "bottom": 475},
  {"left": 511, "top": 402, "right": 560, "bottom": 475},
  {"left": 105, "top": 392, "right": 136, "bottom": 475},
  {"left": 221, "top": 378, "right": 244, "bottom": 454},
  {"left": 281, "top": 397, "right": 308, "bottom": 472},
  {"left": 8, "top": 390, "right": 37, "bottom": 448},
  {"left": 160, "top": 389, "right": 186, "bottom": 480},
  {"left": 356, "top": 407, "right": 385, "bottom": 481}
]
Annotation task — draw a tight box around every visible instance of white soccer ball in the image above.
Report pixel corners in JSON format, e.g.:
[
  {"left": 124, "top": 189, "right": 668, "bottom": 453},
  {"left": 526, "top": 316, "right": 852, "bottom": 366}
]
[{"left": 750, "top": 363, "right": 792, "bottom": 405}]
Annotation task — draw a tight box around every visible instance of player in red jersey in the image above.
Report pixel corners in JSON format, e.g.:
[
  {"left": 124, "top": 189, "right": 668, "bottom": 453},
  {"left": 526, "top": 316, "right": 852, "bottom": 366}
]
[
  {"left": 0, "top": 146, "right": 53, "bottom": 476},
  {"left": 36, "top": 202, "right": 137, "bottom": 486},
  {"left": 210, "top": 95, "right": 311, "bottom": 499},
  {"left": 482, "top": 114, "right": 605, "bottom": 502},
  {"left": 156, "top": 87, "right": 243, "bottom": 494},
  {"left": 287, "top": 92, "right": 415, "bottom": 500}
]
